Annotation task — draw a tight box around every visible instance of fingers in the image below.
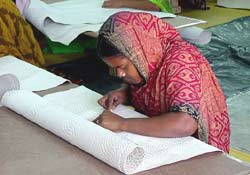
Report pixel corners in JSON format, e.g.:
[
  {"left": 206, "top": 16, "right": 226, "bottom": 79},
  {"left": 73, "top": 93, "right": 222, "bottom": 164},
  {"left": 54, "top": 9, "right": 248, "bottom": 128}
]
[
  {"left": 98, "top": 95, "right": 108, "bottom": 109},
  {"left": 98, "top": 91, "right": 123, "bottom": 110},
  {"left": 94, "top": 110, "right": 110, "bottom": 124},
  {"left": 98, "top": 95, "right": 118, "bottom": 110},
  {"left": 94, "top": 110, "right": 124, "bottom": 132},
  {"left": 98, "top": 94, "right": 116, "bottom": 110},
  {"left": 93, "top": 110, "right": 108, "bottom": 125},
  {"left": 107, "top": 96, "right": 119, "bottom": 110},
  {"left": 93, "top": 116, "right": 102, "bottom": 125},
  {"left": 113, "top": 97, "right": 122, "bottom": 108}
]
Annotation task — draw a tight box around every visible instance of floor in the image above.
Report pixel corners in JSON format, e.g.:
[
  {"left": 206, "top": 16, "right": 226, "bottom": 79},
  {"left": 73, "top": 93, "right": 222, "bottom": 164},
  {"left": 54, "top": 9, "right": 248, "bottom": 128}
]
[{"left": 180, "top": 1, "right": 250, "bottom": 28}]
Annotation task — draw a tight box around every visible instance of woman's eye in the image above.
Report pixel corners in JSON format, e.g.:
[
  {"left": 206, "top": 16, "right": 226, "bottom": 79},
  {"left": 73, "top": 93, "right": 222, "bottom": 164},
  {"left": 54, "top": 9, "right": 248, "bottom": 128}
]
[{"left": 118, "top": 66, "right": 125, "bottom": 70}]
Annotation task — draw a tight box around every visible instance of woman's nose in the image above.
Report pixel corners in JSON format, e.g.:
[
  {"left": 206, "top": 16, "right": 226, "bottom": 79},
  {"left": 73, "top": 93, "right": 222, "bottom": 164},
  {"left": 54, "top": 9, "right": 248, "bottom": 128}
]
[{"left": 116, "top": 68, "right": 126, "bottom": 78}]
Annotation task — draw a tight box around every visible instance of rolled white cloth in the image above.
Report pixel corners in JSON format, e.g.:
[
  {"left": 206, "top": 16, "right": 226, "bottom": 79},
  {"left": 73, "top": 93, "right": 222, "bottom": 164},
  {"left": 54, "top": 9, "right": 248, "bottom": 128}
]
[
  {"left": 178, "top": 26, "right": 212, "bottom": 45},
  {"left": 0, "top": 74, "right": 20, "bottom": 101},
  {"left": 1, "top": 86, "right": 219, "bottom": 174}
]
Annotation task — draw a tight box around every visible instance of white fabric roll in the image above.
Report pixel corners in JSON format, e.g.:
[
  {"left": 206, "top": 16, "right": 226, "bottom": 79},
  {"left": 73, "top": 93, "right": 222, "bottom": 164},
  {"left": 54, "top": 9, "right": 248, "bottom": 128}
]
[
  {"left": 0, "top": 74, "right": 20, "bottom": 100},
  {"left": 1, "top": 87, "right": 219, "bottom": 174},
  {"left": 178, "top": 26, "right": 212, "bottom": 45},
  {"left": 1, "top": 90, "right": 144, "bottom": 174},
  {"left": 43, "top": 86, "right": 220, "bottom": 173}
]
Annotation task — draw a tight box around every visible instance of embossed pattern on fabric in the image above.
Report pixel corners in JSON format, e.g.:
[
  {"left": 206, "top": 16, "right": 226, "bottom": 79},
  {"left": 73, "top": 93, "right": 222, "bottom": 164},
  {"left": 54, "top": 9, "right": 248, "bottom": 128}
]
[{"left": 1, "top": 87, "right": 219, "bottom": 174}]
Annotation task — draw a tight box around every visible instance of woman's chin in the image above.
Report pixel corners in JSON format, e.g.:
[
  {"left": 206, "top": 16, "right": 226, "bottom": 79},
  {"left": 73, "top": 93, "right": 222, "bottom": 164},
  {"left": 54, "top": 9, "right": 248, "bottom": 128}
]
[
  {"left": 124, "top": 79, "right": 144, "bottom": 86},
  {"left": 123, "top": 78, "right": 135, "bottom": 85}
]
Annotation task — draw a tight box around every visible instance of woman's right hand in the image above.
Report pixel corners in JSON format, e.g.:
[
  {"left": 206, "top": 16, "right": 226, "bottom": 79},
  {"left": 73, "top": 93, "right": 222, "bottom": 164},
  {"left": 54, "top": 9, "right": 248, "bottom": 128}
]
[{"left": 98, "top": 88, "right": 128, "bottom": 110}]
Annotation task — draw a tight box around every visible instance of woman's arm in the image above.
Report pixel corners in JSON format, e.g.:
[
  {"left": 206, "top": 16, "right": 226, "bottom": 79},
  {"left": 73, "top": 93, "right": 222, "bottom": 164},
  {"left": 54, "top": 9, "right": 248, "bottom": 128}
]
[
  {"left": 96, "top": 110, "right": 198, "bottom": 138},
  {"left": 102, "top": 0, "right": 160, "bottom": 11}
]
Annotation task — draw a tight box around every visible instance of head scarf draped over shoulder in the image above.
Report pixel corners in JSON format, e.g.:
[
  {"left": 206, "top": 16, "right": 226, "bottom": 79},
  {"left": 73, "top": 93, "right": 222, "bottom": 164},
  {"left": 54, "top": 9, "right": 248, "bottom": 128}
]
[{"left": 97, "top": 11, "right": 181, "bottom": 82}]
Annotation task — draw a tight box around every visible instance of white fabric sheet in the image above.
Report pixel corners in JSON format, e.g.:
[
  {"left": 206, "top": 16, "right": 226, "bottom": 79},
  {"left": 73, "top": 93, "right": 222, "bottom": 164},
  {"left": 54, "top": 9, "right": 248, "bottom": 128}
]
[
  {"left": 44, "top": 86, "right": 146, "bottom": 121},
  {"left": 0, "top": 55, "right": 67, "bottom": 91},
  {"left": 1, "top": 86, "right": 219, "bottom": 174},
  {"left": 48, "top": 0, "right": 174, "bottom": 24},
  {"left": 21, "top": 0, "right": 175, "bottom": 45}
]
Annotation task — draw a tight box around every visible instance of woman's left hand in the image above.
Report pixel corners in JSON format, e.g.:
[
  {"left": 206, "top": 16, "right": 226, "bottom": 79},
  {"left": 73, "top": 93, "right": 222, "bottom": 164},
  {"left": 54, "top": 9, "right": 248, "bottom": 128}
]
[{"left": 94, "top": 110, "right": 125, "bottom": 132}]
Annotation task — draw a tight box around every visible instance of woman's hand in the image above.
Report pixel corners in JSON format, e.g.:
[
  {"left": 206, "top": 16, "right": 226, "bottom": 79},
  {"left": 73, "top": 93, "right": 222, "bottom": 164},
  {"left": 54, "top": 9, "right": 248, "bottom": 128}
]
[
  {"left": 98, "top": 88, "right": 128, "bottom": 110},
  {"left": 94, "top": 110, "right": 126, "bottom": 132},
  {"left": 95, "top": 111, "right": 197, "bottom": 138},
  {"left": 102, "top": 0, "right": 124, "bottom": 8}
]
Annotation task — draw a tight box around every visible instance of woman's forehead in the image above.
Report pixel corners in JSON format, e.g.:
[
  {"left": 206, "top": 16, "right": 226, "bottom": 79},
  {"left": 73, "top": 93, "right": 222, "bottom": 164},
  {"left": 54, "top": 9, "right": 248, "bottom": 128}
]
[
  {"left": 103, "top": 55, "right": 129, "bottom": 66},
  {"left": 104, "top": 54, "right": 127, "bottom": 61}
]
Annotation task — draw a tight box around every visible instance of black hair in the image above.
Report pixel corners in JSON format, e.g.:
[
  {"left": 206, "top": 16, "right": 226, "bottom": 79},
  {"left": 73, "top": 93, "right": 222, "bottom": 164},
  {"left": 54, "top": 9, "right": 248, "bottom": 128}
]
[{"left": 97, "top": 35, "right": 121, "bottom": 59}]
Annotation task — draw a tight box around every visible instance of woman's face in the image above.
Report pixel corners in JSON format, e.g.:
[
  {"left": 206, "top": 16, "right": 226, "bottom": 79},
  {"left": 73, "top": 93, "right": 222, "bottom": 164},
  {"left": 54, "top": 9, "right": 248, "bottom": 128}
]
[{"left": 103, "top": 55, "right": 143, "bottom": 85}]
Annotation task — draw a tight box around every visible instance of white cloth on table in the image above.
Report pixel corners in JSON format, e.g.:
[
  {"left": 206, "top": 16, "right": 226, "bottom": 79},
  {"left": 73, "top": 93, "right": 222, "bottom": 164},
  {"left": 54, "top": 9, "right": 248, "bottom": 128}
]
[
  {"left": 16, "top": 0, "right": 175, "bottom": 45},
  {"left": 1, "top": 86, "right": 219, "bottom": 174},
  {"left": 0, "top": 55, "right": 67, "bottom": 91}
]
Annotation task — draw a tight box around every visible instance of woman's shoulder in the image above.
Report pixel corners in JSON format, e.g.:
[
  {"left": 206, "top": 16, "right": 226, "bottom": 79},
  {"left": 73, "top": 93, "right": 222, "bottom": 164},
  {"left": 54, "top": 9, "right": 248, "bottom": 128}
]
[{"left": 162, "top": 41, "right": 205, "bottom": 66}]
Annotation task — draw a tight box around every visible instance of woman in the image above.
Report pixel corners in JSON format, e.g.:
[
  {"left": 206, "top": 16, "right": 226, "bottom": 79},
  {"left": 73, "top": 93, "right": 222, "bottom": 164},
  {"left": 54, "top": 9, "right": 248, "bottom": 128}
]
[
  {"left": 0, "top": 0, "right": 44, "bottom": 66},
  {"left": 96, "top": 12, "right": 230, "bottom": 153}
]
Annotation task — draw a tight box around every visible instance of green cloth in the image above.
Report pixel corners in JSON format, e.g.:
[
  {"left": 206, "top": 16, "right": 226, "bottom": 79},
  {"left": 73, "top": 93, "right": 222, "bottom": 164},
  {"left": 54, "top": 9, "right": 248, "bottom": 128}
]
[
  {"left": 193, "top": 16, "right": 250, "bottom": 154},
  {"left": 149, "top": 0, "right": 173, "bottom": 13},
  {"left": 193, "top": 16, "right": 250, "bottom": 98},
  {"left": 43, "top": 36, "right": 97, "bottom": 55}
]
